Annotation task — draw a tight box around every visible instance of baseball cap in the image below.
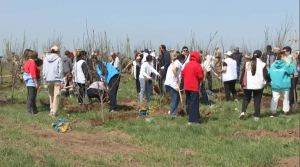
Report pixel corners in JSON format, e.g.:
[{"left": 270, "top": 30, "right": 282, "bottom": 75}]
[
  {"left": 253, "top": 50, "right": 262, "bottom": 58},
  {"left": 51, "top": 46, "right": 59, "bottom": 52},
  {"left": 234, "top": 47, "right": 239, "bottom": 51},
  {"left": 224, "top": 51, "right": 232, "bottom": 56}
]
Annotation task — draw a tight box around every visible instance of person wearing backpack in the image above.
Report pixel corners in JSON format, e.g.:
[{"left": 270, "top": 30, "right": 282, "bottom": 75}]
[
  {"left": 269, "top": 51, "right": 295, "bottom": 117},
  {"left": 239, "top": 50, "right": 271, "bottom": 120},
  {"left": 96, "top": 59, "right": 120, "bottom": 112}
]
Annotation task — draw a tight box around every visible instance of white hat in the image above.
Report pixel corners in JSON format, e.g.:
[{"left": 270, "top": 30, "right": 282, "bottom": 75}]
[
  {"left": 51, "top": 46, "right": 59, "bottom": 52},
  {"left": 224, "top": 51, "right": 232, "bottom": 56}
]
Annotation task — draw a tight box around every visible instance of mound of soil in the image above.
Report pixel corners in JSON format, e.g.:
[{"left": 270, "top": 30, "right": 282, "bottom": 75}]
[
  {"left": 227, "top": 127, "right": 299, "bottom": 141},
  {"left": 274, "top": 156, "right": 300, "bottom": 167},
  {"left": 91, "top": 112, "right": 146, "bottom": 126}
]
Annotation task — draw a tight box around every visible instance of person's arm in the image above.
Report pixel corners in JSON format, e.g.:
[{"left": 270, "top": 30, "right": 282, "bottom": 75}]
[
  {"left": 81, "top": 62, "right": 90, "bottom": 84},
  {"left": 269, "top": 54, "right": 276, "bottom": 66},
  {"left": 57, "top": 59, "right": 63, "bottom": 85},
  {"left": 131, "top": 64, "right": 134, "bottom": 75},
  {"left": 172, "top": 64, "right": 179, "bottom": 83},
  {"left": 198, "top": 66, "right": 203, "bottom": 82},
  {"left": 263, "top": 66, "right": 271, "bottom": 83},
  {"left": 220, "top": 62, "right": 227, "bottom": 73},
  {"left": 29, "top": 62, "right": 38, "bottom": 89},
  {"left": 164, "top": 53, "right": 171, "bottom": 75}
]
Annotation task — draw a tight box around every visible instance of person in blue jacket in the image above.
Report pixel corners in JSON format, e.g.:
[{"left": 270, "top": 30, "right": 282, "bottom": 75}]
[
  {"left": 269, "top": 53, "right": 295, "bottom": 117},
  {"left": 96, "top": 60, "right": 120, "bottom": 112}
]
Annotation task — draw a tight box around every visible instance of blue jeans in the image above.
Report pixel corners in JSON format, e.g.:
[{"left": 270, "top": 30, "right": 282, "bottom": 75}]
[
  {"left": 139, "top": 78, "right": 150, "bottom": 102},
  {"left": 236, "top": 67, "right": 240, "bottom": 82},
  {"left": 166, "top": 85, "right": 180, "bottom": 115},
  {"left": 200, "top": 82, "right": 211, "bottom": 106},
  {"left": 186, "top": 90, "right": 200, "bottom": 123}
]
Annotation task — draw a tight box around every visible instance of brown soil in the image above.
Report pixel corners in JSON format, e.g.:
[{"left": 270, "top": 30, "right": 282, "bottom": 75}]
[
  {"left": 19, "top": 123, "right": 140, "bottom": 157},
  {"left": 273, "top": 156, "right": 300, "bottom": 167},
  {"left": 91, "top": 112, "right": 146, "bottom": 126},
  {"left": 0, "top": 101, "right": 26, "bottom": 107},
  {"left": 227, "top": 127, "right": 299, "bottom": 141},
  {"left": 107, "top": 130, "right": 132, "bottom": 139}
]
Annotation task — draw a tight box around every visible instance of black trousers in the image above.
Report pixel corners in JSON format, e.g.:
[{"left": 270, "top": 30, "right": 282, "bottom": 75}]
[
  {"left": 159, "top": 69, "right": 165, "bottom": 94},
  {"left": 290, "top": 77, "right": 298, "bottom": 105},
  {"left": 77, "top": 83, "right": 85, "bottom": 104},
  {"left": 108, "top": 74, "right": 120, "bottom": 111},
  {"left": 26, "top": 87, "right": 38, "bottom": 114},
  {"left": 135, "top": 78, "right": 140, "bottom": 93},
  {"left": 87, "top": 88, "right": 102, "bottom": 100},
  {"left": 207, "top": 72, "right": 212, "bottom": 91},
  {"left": 224, "top": 80, "right": 237, "bottom": 101},
  {"left": 242, "top": 89, "right": 263, "bottom": 117},
  {"left": 186, "top": 90, "right": 200, "bottom": 123}
]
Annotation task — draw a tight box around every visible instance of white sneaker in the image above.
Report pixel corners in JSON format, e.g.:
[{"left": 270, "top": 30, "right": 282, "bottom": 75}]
[
  {"left": 168, "top": 110, "right": 170, "bottom": 115},
  {"left": 209, "top": 105, "right": 214, "bottom": 108},
  {"left": 239, "top": 112, "right": 245, "bottom": 119},
  {"left": 270, "top": 111, "right": 275, "bottom": 118},
  {"left": 254, "top": 117, "right": 260, "bottom": 121},
  {"left": 188, "top": 122, "right": 199, "bottom": 125},
  {"left": 234, "top": 99, "right": 239, "bottom": 102}
]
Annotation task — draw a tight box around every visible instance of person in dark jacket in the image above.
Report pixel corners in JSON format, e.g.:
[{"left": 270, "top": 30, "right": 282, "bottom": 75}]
[
  {"left": 261, "top": 45, "right": 276, "bottom": 70},
  {"left": 181, "top": 51, "right": 203, "bottom": 124},
  {"left": 62, "top": 50, "right": 73, "bottom": 76},
  {"left": 158, "top": 45, "right": 171, "bottom": 94},
  {"left": 232, "top": 47, "right": 243, "bottom": 81}
]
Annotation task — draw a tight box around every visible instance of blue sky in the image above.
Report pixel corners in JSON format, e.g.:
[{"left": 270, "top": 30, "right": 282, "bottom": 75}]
[{"left": 0, "top": 0, "right": 299, "bottom": 56}]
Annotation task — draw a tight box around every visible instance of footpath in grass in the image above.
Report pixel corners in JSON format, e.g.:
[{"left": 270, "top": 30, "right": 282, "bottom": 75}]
[{"left": 0, "top": 75, "right": 299, "bottom": 166}]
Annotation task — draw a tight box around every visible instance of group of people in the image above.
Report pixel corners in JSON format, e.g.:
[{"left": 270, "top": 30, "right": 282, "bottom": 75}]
[
  {"left": 20, "top": 43, "right": 299, "bottom": 123},
  {"left": 22, "top": 47, "right": 121, "bottom": 117},
  {"left": 130, "top": 45, "right": 299, "bottom": 124}
]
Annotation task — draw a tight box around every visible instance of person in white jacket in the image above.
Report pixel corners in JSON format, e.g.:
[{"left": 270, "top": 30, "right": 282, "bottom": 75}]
[
  {"left": 139, "top": 55, "right": 161, "bottom": 103},
  {"left": 239, "top": 50, "right": 271, "bottom": 120}
]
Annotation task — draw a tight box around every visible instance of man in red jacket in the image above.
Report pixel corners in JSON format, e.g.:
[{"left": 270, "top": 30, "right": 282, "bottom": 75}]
[{"left": 181, "top": 51, "right": 203, "bottom": 124}]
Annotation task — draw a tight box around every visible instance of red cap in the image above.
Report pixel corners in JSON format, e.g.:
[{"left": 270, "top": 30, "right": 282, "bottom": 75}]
[{"left": 70, "top": 52, "right": 73, "bottom": 55}]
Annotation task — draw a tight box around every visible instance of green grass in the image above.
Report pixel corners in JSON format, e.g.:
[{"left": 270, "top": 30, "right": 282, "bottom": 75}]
[{"left": 0, "top": 74, "right": 299, "bottom": 166}]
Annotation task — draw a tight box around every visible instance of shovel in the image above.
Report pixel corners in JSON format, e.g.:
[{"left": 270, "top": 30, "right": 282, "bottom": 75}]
[{"left": 177, "top": 83, "right": 187, "bottom": 115}]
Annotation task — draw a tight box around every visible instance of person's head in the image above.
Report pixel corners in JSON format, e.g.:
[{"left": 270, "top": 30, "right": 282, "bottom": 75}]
[
  {"left": 182, "top": 46, "right": 188, "bottom": 55},
  {"left": 135, "top": 53, "right": 141, "bottom": 61},
  {"left": 176, "top": 54, "right": 186, "bottom": 63},
  {"left": 65, "top": 50, "right": 70, "bottom": 57},
  {"left": 23, "top": 49, "right": 32, "bottom": 61},
  {"left": 215, "top": 46, "right": 219, "bottom": 51},
  {"left": 282, "top": 46, "right": 292, "bottom": 56},
  {"left": 234, "top": 47, "right": 239, "bottom": 54},
  {"left": 248, "top": 50, "right": 262, "bottom": 76},
  {"left": 50, "top": 46, "right": 60, "bottom": 54},
  {"left": 134, "top": 50, "right": 137, "bottom": 54},
  {"left": 224, "top": 51, "right": 232, "bottom": 58},
  {"left": 78, "top": 50, "right": 87, "bottom": 60},
  {"left": 144, "top": 49, "right": 149, "bottom": 54},
  {"left": 111, "top": 52, "right": 117, "bottom": 59},
  {"left": 28, "top": 50, "right": 38, "bottom": 60},
  {"left": 146, "top": 55, "right": 153, "bottom": 62},
  {"left": 215, "top": 56, "right": 221, "bottom": 63},
  {"left": 176, "top": 51, "right": 180, "bottom": 55},
  {"left": 266, "top": 45, "right": 272, "bottom": 52},
  {"left": 274, "top": 47, "right": 281, "bottom": 54},
  {"left": 65, "top": 73, "right": 73, "bottom": 81},
  {"left": 94, "top": 49, "right": 99, "bottom": 56},
  {"left": 170, "top": 49, "right": 175, "bottom": 53},
  {"left": 160, "top": 45, "right": 166, "bottom": 52}
]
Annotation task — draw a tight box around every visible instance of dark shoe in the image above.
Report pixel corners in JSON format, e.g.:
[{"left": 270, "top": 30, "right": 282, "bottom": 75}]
[{"left": 33, "top": 111, "right": 39, "bottom": 114}]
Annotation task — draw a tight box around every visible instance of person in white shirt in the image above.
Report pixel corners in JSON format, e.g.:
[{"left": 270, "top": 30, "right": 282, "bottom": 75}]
[
  {"left": 139, "top": 55, "right": 161, "bottom": 103},
  {"left": 219, "top": 51, "right": 238, "bottom": 102},
  {"left": 110, "top": 52, "right": 120, "bottom": 71},
  {"left": 87, "top": 80, "right": 109, "bottom": 102},
  {"left": 203, "top": 55, "right": 218, "bottom": 91},
  {"left": 132, "top": 53, "right": 141, "bottom": 93},
  {"left": 164, "top": 54, "right": 185, "bottom": 115}
]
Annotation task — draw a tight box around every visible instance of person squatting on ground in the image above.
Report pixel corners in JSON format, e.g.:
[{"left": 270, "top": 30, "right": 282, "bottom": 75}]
[
  {"left": 181, "top": 51, "right": 203, "bottom": 124},
  {"left": 87, "top": 79, "right": 108, "bottom": 102},
  {"left": 164, "top": 54, "right": 185, "bottom": 116},
  {"left": 268, "top": 50, "right": 295, "bottom": 117},
  {"left": 220, "top": 51, "right": 238, "bottom": 102},
  {"left": 239, "top": 50, "right": 271, "bottom": 120},
  {"left": 43, "top": 46, "right": 63, "bottom": 117},
  {"left": 74, "top": 50, "right": 90, "bottom": 105},
  {"left": 61, "top": 73, "right": 75, "bottom": 97},
  {"left": 132, "top": 53, "right": 141, "bottom": 93},
  {"left": 96, "top": 59, "right": 120, "bottom": 112},
  {"left": 23, "top": 51, "right": 41, "bottom": 114},
  {"left": 139, "top": 55, "right": 161, "bottom": 103}
]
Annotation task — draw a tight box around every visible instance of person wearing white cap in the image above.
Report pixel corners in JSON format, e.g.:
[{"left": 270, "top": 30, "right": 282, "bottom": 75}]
[
  {"left": 43, "top": 46, "right": 63, "bottom": 117},
  {"left": 219, "top": 51, "right": 238, "bottom": 102}
]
